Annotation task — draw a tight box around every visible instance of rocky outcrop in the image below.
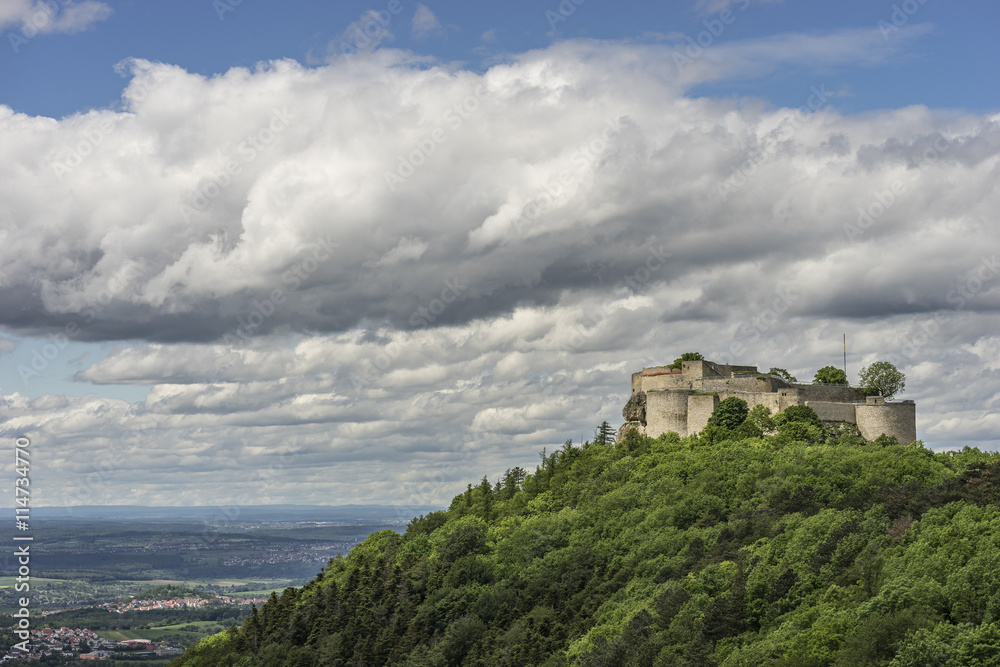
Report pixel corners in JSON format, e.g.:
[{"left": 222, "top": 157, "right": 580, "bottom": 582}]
[
  {"left": 617, "top": 421, "right": 642, "bottom": 443},
  {"left": 622, "top": 391, "right": 647, "bottom": 425}
]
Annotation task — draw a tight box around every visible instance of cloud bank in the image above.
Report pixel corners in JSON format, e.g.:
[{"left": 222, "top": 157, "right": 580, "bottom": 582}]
[{"left": 1, "top": 34, "right": 998, "bottom": 505}]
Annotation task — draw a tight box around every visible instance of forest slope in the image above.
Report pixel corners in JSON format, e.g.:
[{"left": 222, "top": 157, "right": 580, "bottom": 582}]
[{"left": 174, "top": 426, "right": 1000, "bottom": 666}]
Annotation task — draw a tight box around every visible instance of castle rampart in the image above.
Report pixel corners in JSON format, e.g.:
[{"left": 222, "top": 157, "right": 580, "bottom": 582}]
[{"left": 620, "top": 359, "right": 916, "bottom": 444}]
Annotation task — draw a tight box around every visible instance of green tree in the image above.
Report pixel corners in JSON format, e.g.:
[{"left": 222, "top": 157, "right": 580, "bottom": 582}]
[
  {"left": 500, "top": 467, "right": 528, "bottom": 499},
  {"left": 747, "top": 404, "right": 776, "bottom": 434},
  {"left": 668, "top": 352, "right": 704, "bottom": 370},
  {"left": 870, "top": 433, "right": 900, "bottom": 447},
  {"left": 768, "top": 367, "right": 797, "bottom": 382},
  {"left": 814, "top": 365, "right": 848, "bottom": 385},
  {"left": 774, "top": 405, "right": 823, "bottom": 429},
  {"left": 777, "top": 421, "right": 822, "bottom": 444},
  {"left": 859, "top": 361, "right": 906, "bottom": 399},
  {"left": 594, "top": 421, "right": 615, "bottom": 446},
  {"left": 619, "top": 425, "right": 646, "bottom": 454},
  {"left": 707, "top": 397, "right": 749, "bottom": 430}
]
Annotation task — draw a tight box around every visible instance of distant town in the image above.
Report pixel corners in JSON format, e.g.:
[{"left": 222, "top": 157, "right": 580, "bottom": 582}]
[
  {"left": 2, "top": 627, "right": 183, "bottom": 662},
  {"left": 103, "top": 593, "right": 268, "bottom": 614},
  {"left": 4, "top": 595, "right": 268, "bottom": 662}
]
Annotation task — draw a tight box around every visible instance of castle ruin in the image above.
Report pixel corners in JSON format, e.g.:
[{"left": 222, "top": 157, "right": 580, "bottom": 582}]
[{"left": 620, "top": 359, "right": 916, "bottom": 444}]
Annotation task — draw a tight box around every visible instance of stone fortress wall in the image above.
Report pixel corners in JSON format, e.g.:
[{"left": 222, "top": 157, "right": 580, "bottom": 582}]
[{"left": 620, "top": 359, "right": 916, "bottom": 444}]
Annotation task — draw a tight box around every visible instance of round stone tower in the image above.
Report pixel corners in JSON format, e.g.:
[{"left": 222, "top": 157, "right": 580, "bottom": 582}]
[{"left": 855, "top": 397, "right": 916, "bottom": 444}]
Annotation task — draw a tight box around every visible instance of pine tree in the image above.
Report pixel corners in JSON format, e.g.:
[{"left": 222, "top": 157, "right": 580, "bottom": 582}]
[{"left": 594, "top": 420, "right": 615, "bottom": 445}]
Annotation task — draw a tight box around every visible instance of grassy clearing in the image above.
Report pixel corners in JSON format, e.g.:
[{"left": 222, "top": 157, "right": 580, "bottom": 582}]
[
  {"left": 0, "top": 576, "right": 66, "bottom": 586},
  {"left": 229, "top": 589, "right": 284, "bottom": 597},
  {"left": 103, "top": 627, "right": 216, "bottom": 641},
  {"left": 154, "top": 620, "right": 224, "bottom": 630}
]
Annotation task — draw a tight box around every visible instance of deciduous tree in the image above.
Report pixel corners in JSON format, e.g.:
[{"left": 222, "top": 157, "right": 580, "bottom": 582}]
[
  {"left": 813, "top": 365, "right": 848, "bottom": 385},
  {"left": 859, "top": 361, "right": 906, "bottom": 399},
  {"left": 707, "top": 397, "right": 749, "bottom": 430}
]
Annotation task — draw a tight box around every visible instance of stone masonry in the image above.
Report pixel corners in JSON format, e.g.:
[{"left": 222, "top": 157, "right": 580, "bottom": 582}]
[{"left": 619, "top": 359, "right": 916, "bottom": 444}]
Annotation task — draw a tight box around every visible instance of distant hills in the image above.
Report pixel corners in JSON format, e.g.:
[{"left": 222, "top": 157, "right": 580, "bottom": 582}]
[
  {"left": 174, "top": 425, "right": 1000, "bottom": 666},
  {"left": 29, "top": 504, "right": 443, "bottom": 523}
]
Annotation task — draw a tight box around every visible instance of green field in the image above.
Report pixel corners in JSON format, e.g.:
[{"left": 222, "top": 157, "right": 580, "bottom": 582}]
[
  {"left": 98, "top": 619, "right": 231, "bottom": 648},
  {"left": 0, "top": 576, "right": 66, "bottom": 586},
  {"left": 116, "top": 577, "right": 295, "bottom": 593},
  {"left": 120, "top": 577, "right": 293, "bottom": 587}
]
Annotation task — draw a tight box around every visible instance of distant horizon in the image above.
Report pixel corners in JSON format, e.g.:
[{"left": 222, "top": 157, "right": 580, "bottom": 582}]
[
  {"left": 29, "top": 503, "right": 446, "bottom": 509},
  {"left": 27, "top": 504, "right": 447, "bottom": 522}
]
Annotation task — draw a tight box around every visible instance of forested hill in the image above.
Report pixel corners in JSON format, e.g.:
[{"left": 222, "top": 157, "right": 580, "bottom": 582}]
[{"left": 174, "top": 426, "right": 1000, "bottom": 666}]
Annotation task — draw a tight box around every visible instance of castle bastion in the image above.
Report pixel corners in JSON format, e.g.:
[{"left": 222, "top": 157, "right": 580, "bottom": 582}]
[{"left": 619, "top": 359, "right": 916, "bottom": 444}]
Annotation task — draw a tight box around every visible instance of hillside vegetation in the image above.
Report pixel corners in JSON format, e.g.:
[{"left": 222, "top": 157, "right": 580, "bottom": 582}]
[{"left": 174, "top": 420, "right": 1000, "bottom": 666}]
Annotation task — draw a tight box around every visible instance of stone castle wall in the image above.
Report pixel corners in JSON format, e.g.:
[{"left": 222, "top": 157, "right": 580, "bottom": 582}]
[
  {"left": 687, "top": 394, "right": 719, "bottom": 434},
  {"left": 806, "top": 401, "right": 859, "bottom": 423},
  {"left": 856, "top": 397, "right": 917, "bottom": 444},
  {"left": 645, "top": 390, "right": 690, "bottom": 438},
  {"left": 623, "top": 359, "right": 915, "bottom": 443}
]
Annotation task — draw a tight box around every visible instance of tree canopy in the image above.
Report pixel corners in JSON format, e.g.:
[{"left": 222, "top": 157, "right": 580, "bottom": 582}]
[
  {"left": 859, "top": 361, "right": 906, "bottom": 399},
  {"left": 768, "top": 367, "right": 797, "bottom": 382},
  {"left": 707, "top": 396, "right": 749, "bottom": 430},
  {"left": 774, "top": 404, "right": 823, "bottom": 429},
  {"left": 176, "top": 426, "right": 1000, "bottom": 667},
  {"left": 814, "top": 365, "right": 848, "bottom": 385}
]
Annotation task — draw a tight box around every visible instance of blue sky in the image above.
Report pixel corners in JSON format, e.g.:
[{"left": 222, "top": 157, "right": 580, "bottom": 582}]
[
  {"left": 0, "top": 0, "right": 998, "bottom": 506},
  {"left": 3, "top": 0, "right": 997, "bottom": 118}
]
